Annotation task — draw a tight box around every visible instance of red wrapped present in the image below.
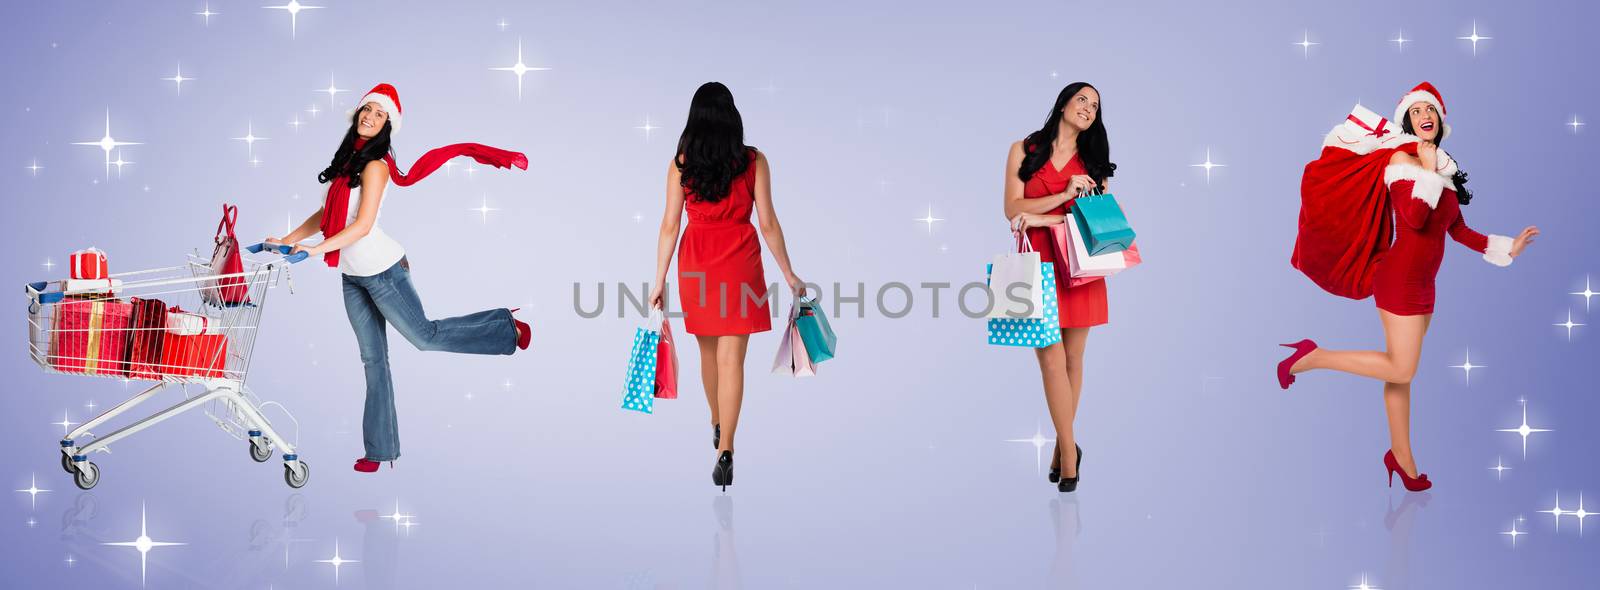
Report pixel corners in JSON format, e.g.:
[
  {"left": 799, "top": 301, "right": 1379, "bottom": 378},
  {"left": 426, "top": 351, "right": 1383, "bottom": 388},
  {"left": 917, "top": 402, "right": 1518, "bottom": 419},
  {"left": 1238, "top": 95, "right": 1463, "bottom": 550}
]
[
  {"left": 158, "top": 307, "right": 227, "bottom": 378},
  {"left": 49, "top": 298, "right": 132, "bottom": 375},
  {"left": 70, "top": 247, "right": 109, "bottom": 280},
  {"left": 121, "top": 298, "right": 168, "bottom": 380}
]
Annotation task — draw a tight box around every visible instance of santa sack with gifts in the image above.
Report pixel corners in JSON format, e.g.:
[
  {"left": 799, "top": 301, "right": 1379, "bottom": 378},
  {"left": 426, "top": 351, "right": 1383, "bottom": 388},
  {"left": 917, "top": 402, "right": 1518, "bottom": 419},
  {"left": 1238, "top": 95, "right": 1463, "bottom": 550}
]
[{"left": 1291, "top": 99, "right": 1433, "bottom": 299}]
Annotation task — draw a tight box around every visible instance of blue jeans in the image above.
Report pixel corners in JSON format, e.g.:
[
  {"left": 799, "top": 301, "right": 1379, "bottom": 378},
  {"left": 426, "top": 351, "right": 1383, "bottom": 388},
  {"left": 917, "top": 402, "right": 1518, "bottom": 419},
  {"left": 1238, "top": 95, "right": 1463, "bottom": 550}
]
[{"left": 342, "top": 258, "right": 516, "bottom": 461}]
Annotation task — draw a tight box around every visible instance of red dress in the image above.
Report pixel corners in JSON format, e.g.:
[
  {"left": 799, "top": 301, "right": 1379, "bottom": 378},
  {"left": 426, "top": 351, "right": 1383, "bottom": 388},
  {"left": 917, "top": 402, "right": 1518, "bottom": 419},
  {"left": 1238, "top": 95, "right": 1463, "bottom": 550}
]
[
  {"left": 677, "top": 151, "right": 773, "bottom": 335},
  {"left": 1023, "top": 152, "right": 1108, "bottom": 328},
  {"left": 1374, "top": 162, "right": 1498, "bottom": 316}
]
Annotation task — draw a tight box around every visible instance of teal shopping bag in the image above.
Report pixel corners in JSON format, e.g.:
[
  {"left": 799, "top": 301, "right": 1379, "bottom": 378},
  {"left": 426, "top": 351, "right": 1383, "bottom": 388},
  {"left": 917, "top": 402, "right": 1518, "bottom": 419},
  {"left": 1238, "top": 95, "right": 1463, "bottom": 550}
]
[
  {"left": 795, "top": 296, "right": 836, "bottom": 363},
  {"left": 620, "top": 312, "right": 663, "bottom": 414},
  {"left": 986, "top": 262, "right": 1062, "bottom": 348},
  {"left": 1071, "top": 192, "right": 1136, "bottom": 255}
]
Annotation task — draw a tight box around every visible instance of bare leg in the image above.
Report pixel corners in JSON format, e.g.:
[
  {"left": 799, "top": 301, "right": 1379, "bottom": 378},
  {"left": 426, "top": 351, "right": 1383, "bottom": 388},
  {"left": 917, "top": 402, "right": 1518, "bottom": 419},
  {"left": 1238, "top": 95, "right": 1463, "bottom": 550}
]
[
  {"left": 696, "top": 335, "right": 720, "bottom": 426},
  {"left": 1384, "top": 314, "right": 1430, "bottom": 477},
  {"left": 1035, "top": 337, "right": 1076, "bottom": 478},
  {"left": 1292, "top": 310, "right": 1429, "bottom": 385},
  {"left": 1061, "top": 328, "right": 1090, "bottom": 477},
  {"left": 715, "top": 335, "right": 750, "bottom": 452}
]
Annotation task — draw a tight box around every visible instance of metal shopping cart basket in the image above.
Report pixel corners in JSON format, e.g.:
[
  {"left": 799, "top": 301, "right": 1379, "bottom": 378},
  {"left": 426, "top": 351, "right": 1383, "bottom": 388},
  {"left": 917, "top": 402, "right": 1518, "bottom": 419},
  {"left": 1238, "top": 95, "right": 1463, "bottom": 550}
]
[{"left": 26, "top": 243, "right": 311, "bottom": 490}]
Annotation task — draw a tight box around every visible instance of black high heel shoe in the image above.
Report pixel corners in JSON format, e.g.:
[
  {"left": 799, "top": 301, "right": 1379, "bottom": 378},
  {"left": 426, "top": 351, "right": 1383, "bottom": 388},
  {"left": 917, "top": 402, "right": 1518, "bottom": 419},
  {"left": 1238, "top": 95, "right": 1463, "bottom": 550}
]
[
  {"left": 1057, "top": 445, "right": 1083, "bottom": 493},
  {"left": 713, "top": 424, "right": 721, "bottom": 450},
  {"left": 1049, "top": 444, "right": 1062, "bottom": 483},
  {"left": 712, "top": 451, "right": 734, "bottom": 492}
]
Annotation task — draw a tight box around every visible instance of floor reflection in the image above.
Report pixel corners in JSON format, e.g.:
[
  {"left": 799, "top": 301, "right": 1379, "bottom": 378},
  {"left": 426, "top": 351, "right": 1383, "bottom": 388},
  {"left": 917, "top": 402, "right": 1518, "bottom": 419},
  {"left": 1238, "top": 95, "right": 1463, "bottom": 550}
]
[
  {"left": 1048, "top": 496, "right": 1082, "bottom": 589},
  {"left": 711, "top": 495, "right": 741, "bottom": 589},
  {"left": 1383, "top": 491, "right": 1431, "bottom": 590}
]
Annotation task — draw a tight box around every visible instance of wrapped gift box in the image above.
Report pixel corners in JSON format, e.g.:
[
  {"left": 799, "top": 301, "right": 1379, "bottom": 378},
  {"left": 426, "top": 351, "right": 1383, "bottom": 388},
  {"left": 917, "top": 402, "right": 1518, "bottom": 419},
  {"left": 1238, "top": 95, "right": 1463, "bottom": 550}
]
[
  {"left": 70, "top": 247, "right": 109, "bottom": 280},
  {"left": 158, "top": 308, "right": 228, "bottom": 378},
  {"left": 49, "top": 298, "right": 132, "bottom": 375}
]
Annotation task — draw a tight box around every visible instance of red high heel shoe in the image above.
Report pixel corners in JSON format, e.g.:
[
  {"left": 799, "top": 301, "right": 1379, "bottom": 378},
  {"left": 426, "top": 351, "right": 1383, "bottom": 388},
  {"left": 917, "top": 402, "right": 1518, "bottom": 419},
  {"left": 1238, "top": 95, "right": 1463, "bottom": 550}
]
[
  {"left": 1276, "top": 339, "right": 1318, "bottom": 389},
  {"left": 510, "top": 308, "right": 531, "bottom": 351},
  {"left": 353, "top": 458, "right": 392, "bottom": 473},
  {"left": 1384, "top": 450, "right": 1432, "bottom": 492}
]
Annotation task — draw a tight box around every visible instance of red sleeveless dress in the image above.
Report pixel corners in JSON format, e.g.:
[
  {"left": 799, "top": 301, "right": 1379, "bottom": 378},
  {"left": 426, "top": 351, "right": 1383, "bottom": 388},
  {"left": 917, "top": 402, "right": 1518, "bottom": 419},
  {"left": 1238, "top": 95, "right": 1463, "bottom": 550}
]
[
  {"left": 1022, "top": 152, "right": 1109, "bottom": 328},
  {"left": 677, "top": 150, "right": 773, "bottom": 335}
]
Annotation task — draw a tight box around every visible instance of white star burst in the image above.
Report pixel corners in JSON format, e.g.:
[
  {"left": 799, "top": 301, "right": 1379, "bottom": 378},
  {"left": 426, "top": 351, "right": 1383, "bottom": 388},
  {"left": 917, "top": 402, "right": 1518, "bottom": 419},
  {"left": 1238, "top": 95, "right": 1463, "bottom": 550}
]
[
  {"left": 110, "top": 151, "right": 134, "bottom": 177},
  {"left": 1570, "top": 276, "right": 1596, "bottom": 312},
  {"left": 1501, "top": 519, "right": 1528, "bottom": 548},
  {"left": 1005, "top": 422, "right": 1056, "bottom": 475},
  {"left": 1554, "top": 309, "right": 1585, "bottom": 341},
  {"left": 469, "top": 196, "right": 500, "bottom": 224},
  {"left": 1458, "top": 21, "right": 1492, "bottom": 55},
  {"left": 161, "top": 63, "right": 193, "bottom": 96},
  {"left": 103, "top": 503, "right": 186, "bottom": 586},
  {"left": 1350, "top": 574, "right": 1381, "bottom": 590},
  {"left": 14, "top": 474, "right": 51, "bottom": 509},
  {"left": 1191, "top": 148, "right": 1225, "bottom": 184},
  {"left": 232, "top": 121, "right": 269, "bottom": 159},
  {"left": 489, "top": 38, "right": 550, "bottom": 101},
  {"left": 634, "top": 116, "right": 660, "bottom": 141},
  {"left": 73, "top": 110, "right": 143, "bottom": 180},
  {"left": 1293, "top": 30, "right": 1319, "bottom": 58},
  {"left": 314, "top": 538, "right": 359, "bottom": 584},
  {"left": 315, "top": 74, "right": 346, "bottom": 109},
  {"left": 1540, "top": 491, "right": 1567, "bottom": 531},
  {"left": 306, "top": 103, "right": 322, "bottom": 118},
  {"left": 380, "top": 500, "right": 411, "bottom": 531},
  {"left": 63, "top": 554, "right": 76, "bottom": 567},
  {"left": 1496, "top": 401, "right": 1551, "bottom": 459},
  {"left": 27, "top": 158, "right": 43, "bottom": 176},
  {"left": 914, "top": 205, "right": 944, "bottom": 234},
  {"left": 288, "top": 115, "right": 304, "bottom": 131},
  {"left": 1449, "top": 348, "right": 1483, "bottom": 386},
  {"left": 195, "top": 3, "right": 219, "bottom": 26},
  {"left": 1391, "top": 30, "right": 1410, "bottom": 51},
  {"left": 52, "top": 410, "right": 78, "bottom": 436},
  {"left": 1489, "top": 456, "right": 1511, "bottom": 480},
  {"left": 264, "top": 0, "right": 322, "bottom": 39},
  {"left": 497, "top": 18, "right": 509, "bottom": 31},
  {"left": 1571, "top": 493, "right": 1594, "bottom": 537},
  {"left": 42, "top": 258, "right": 55, "bottom": 272},
  {"left": 1568, "top": 115, "right": 1586, "bottom": 134}
]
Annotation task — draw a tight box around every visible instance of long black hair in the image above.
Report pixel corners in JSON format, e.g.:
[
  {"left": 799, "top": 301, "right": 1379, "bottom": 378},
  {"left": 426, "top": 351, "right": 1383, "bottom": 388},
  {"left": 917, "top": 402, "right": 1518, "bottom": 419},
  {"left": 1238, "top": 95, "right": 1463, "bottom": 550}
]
[
  {"left": 317, "top": 103, "right": 394, "bottom": 189},
  {"left": 1401, "top": 113, "right": 1471, "bottom": 206},
  {"left": 1018, "top": 82, "right": 1116, "bottom": 186},
  {"left": 675, "top": 82, "right": 754, "bottom": 203}
]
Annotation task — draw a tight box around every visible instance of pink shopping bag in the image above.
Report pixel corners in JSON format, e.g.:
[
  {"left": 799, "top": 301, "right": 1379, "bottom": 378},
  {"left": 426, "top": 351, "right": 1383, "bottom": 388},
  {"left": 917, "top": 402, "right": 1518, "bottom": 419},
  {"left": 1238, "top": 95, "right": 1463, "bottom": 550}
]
[{"left": 654, "top": 316, "right": 679, "bottom": 399}]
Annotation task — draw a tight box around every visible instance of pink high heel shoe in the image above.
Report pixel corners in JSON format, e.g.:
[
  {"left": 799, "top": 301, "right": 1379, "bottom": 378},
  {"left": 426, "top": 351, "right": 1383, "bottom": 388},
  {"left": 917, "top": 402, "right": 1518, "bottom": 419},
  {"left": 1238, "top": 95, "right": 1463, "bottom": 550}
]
[{"left": 1276, "top": 339, "right": 1318, "bottom": 389}]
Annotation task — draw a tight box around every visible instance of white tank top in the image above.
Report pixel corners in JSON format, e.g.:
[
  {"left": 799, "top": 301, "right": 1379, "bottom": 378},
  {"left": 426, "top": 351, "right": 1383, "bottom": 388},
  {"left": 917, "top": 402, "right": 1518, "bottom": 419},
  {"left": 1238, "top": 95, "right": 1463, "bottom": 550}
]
[{"left": 337, "top": 182, "right": 406, "bottom": 277}]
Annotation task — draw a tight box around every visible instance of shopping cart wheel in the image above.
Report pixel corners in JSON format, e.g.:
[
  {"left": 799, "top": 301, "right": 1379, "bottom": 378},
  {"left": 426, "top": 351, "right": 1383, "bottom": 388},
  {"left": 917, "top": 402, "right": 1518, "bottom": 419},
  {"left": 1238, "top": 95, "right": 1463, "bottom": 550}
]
[
  {"left": 284, "top": 461, "right": 309, "bottom": 489},
  {"left": 60, "top": 452, "right": 75, "bottom": 474},
  {"left": 73, "top": 462, "right": 100, "bottom": 490},
  {"left": 249, "top": 438, "right": 273, "bottom": 463}
]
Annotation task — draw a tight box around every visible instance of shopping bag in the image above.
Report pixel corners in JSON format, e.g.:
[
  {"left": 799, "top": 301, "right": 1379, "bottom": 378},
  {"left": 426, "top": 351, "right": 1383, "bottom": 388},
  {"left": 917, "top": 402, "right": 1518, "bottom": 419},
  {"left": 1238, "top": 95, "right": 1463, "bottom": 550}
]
[
  {"left": 795, "top": 296, "right": 836, "bottom": 364},
  {"left": 772, "top": 305, "right": 816, "bottom": 377},
  {"left": 159, "top": 307, "right": 228, "bottom": 378},
  {"left": 1055, "top": 215, "right": 1143, "bottom": 285},
  {"left": 203, "top": 204, "right": 250, "bottom": 307},
  {"left": 987, "top": 231, "right": 1046, "bottom": 319},
  {"left": 121, "top": 297, "right": 168, "bottom": 379},
  {"left": 621, "top": 310, "right": 664, "bottom": 413},
  {"left": 987, "top": 260, "right": 1062, "bottom": 348},
  {"left": 1070, "top": 192, "right": 1136, "bottom": 255},
  {"left": 654, "top": 315, "right": 679, "bottom": 399}
]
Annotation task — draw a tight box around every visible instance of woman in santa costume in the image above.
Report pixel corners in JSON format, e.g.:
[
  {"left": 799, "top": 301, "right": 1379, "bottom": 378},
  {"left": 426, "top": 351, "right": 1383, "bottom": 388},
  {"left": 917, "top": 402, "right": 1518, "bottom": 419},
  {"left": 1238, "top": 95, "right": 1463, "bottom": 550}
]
[
  {"left": 1006, "top": 82, "right": 1116, "bottom": 493},
  {"left": 267, "top": 83, "right": 531, "bottom": 474},
  {"left": 1281, "top": 82, "right": 1539, "bottom": 491}
]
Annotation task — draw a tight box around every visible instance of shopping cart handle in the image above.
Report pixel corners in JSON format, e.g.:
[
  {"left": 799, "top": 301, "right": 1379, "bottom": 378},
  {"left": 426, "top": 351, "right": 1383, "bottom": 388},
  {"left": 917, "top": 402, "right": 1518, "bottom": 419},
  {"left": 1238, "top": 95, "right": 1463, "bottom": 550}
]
[{"left": 247, "top": 242, "right": 311, "bottom": 264}]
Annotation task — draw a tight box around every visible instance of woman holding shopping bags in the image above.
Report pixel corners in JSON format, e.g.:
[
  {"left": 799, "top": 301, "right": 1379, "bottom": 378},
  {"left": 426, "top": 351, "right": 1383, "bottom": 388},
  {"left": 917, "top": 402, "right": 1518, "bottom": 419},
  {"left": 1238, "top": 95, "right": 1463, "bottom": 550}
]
[
  {"left": 1004, "top": 82, "right": 1117, "bottom": 492},
  {"left": 267, "top": 83, "right": 532, "bottom": 474},
  {"left": 1281, "top": 82, "right": 1538, "bottom": 491},
  {"left": 647, "top": 82, "right": 806, "bottom": 491}
]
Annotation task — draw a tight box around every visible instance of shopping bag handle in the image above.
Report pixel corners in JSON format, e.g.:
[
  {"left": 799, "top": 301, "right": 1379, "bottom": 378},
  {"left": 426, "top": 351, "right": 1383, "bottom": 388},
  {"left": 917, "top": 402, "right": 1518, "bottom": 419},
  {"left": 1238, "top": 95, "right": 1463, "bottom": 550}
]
[
  {"left": 1011, "top": 229, "right": 1036, "bottom": 254},
  {"left": 246, "top": 242, "right": 311, "bottom": 264}
]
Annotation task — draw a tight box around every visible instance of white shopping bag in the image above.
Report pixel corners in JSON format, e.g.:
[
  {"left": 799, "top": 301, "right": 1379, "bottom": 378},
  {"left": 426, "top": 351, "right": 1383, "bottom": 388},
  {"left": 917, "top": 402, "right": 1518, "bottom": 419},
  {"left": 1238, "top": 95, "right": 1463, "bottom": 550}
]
[
  {"left": 986, "top": 232, "right": 1046, "bottom": 319},
  {"left": 772, "top": 304, "right": 816, "bottom": 377},
  {"left": 1063, "top": 214, "right": 1130, "bottom": 278}
]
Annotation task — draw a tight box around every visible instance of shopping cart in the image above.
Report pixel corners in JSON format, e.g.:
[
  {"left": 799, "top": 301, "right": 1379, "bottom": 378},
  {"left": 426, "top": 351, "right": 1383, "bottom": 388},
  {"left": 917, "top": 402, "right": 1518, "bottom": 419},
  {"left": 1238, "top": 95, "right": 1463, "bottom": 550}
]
[{"left": 26, "top": 243, "right": 311, "bottom": 490}]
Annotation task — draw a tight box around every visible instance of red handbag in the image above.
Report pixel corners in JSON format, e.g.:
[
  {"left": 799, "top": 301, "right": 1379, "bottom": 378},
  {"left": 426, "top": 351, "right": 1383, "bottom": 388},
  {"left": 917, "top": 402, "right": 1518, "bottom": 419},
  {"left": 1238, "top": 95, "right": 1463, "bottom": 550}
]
[{"left": 204, "top": 204, "right": 250, "bottom": 306}]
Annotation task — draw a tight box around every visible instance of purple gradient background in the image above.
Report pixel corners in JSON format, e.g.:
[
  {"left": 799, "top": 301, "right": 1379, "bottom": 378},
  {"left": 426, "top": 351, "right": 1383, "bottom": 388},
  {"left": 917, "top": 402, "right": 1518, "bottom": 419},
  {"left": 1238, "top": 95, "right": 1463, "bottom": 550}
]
[{"left": 3, "top": 1, "right": 1597, "bottom": 587}]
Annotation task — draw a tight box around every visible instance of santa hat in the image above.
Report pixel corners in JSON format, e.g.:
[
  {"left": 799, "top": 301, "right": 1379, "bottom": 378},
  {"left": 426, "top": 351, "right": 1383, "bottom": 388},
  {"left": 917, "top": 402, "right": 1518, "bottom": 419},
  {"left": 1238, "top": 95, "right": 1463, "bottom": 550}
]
[
  {"left": 1394, "top": 82, "right": 1449, "bottom": 140},
  {"left": 352, "top": 83, "right": 403, "bottom": 130}
]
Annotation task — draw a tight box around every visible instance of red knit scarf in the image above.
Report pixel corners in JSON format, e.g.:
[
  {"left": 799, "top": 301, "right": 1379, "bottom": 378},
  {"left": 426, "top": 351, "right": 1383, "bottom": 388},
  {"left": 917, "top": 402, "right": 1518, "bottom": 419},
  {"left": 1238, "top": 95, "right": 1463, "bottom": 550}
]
[{"left": 319, "top": 141, "right": 529, "bottom": 267}]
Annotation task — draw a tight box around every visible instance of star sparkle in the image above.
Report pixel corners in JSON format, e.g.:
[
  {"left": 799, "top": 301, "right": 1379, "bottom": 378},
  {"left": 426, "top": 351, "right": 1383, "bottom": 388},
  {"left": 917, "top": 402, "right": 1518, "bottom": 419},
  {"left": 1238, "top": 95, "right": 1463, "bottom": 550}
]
[
  {"left": 289, "top": 115, "right": 304, "bottom": 131},
  {"left": 1458, "top": 21, "right": 1492, "bottom": 55},
  {"left": 14, "top": 474, "right": 51, "bottom": 509},
  {"left": 1293, "top": 30, "right": 1319, "bottom": 58},
  {"left": 27, "top": 159, "right": 43, "bottom": 176},
  {"left": 1500, "top": 519, "right": 1527, "bottom": 548},
  {"left": 497, "top": 18, "right": 509, "bottom": 31},
  {"left": 195, "top": 3, "right": 219, "bottom": 26},
  {"left": 634, "top": 116, "right": 660, "bottom": 141},
  {"left": 1349, "top": 574, "right": 1381, "bottom": 590},
  {"left": 1191, "top": 148, "right": 1225, "bottom": 184},
  {"left": 1570, "top": 276, "right": 1596, "bottom": 312},
  {"left": 233, "top": 121, "right": 269, "bottom": 159},
  {"left": 469, "top": 196, "right": 500, "bottom": 224},
  {"left": 111, "top": 151, "right": 134, "bottom": 177},
  {"left": 52, "top": 410, "right": 78, "bottom": 436},
  {"left": 73, "top": 110, "right": 143, "bottom": 180},
  {"left": 1496, "top": 401, "right": 1551, "bottom": 459},
  {"left": 1489, "top": 456, "right": 1510, "bottom": 480},
  {"left": 42, "top": 258, "right": 55, "bottom": 272},
  {"left": 1554, "top": 309, "right": 1585, "bottom": 341},
  {"left": 1391, "top": 30, "right": 1410, "bottom": 51},
  {"left": 161, "top": 63, "right": 193, "bottom": 96},
  {"left": 914, "top": 205, "right": 944, "bottom": 235},
  {"left": 1570, "top": 493, "right": 1593, "bottom": 537},
  {"left": 314, "top": 538, "right": 359, "bottom": 584},
  {"left": 315, "top": 74, "right": 346, "bottom": 109},
  {"left": 264, "top": 1, "right": 322, "bottom": 38},
  {"left": 1568, "top": 115, "right": 1585, "bottom": 134},
  {"left": 489, "top": 38, "right": 550, "bottom": 101},
  {"left": 1449, "top": 348, "right": 1482, "bottom": 386},
  {"left": 1539, "top": 491, "right": 1567, "bottom": 531},
  {"left": 103, "top": 503, "right": 186, "bottom": 586},
  {"left": 1005, "top": 422, "right": 1056, "bottom": 475}
]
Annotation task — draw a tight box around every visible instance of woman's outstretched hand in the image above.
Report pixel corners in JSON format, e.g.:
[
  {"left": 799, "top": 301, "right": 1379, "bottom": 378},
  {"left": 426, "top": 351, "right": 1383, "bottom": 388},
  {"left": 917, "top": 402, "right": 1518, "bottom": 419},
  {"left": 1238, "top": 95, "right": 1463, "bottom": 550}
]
[
  {"left": 786, "top": 273, "right": 807, "bottom": 298},
  {"left": 648, "top": 281, "right": 665, "bottom": 311},
  {"left": 1510, "top": 226, "right": 1539, "bottom": 258}
]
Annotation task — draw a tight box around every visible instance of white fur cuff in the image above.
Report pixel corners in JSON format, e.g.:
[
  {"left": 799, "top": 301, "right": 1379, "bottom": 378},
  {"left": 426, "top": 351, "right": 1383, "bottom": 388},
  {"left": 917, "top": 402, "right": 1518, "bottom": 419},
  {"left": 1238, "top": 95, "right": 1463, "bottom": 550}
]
[
  {"left": 1484, "top": 234, "right": 1514, "bottom": 267},
  {"left": 1385, "top": 163, "right": 1445, "bottom": 209}
]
